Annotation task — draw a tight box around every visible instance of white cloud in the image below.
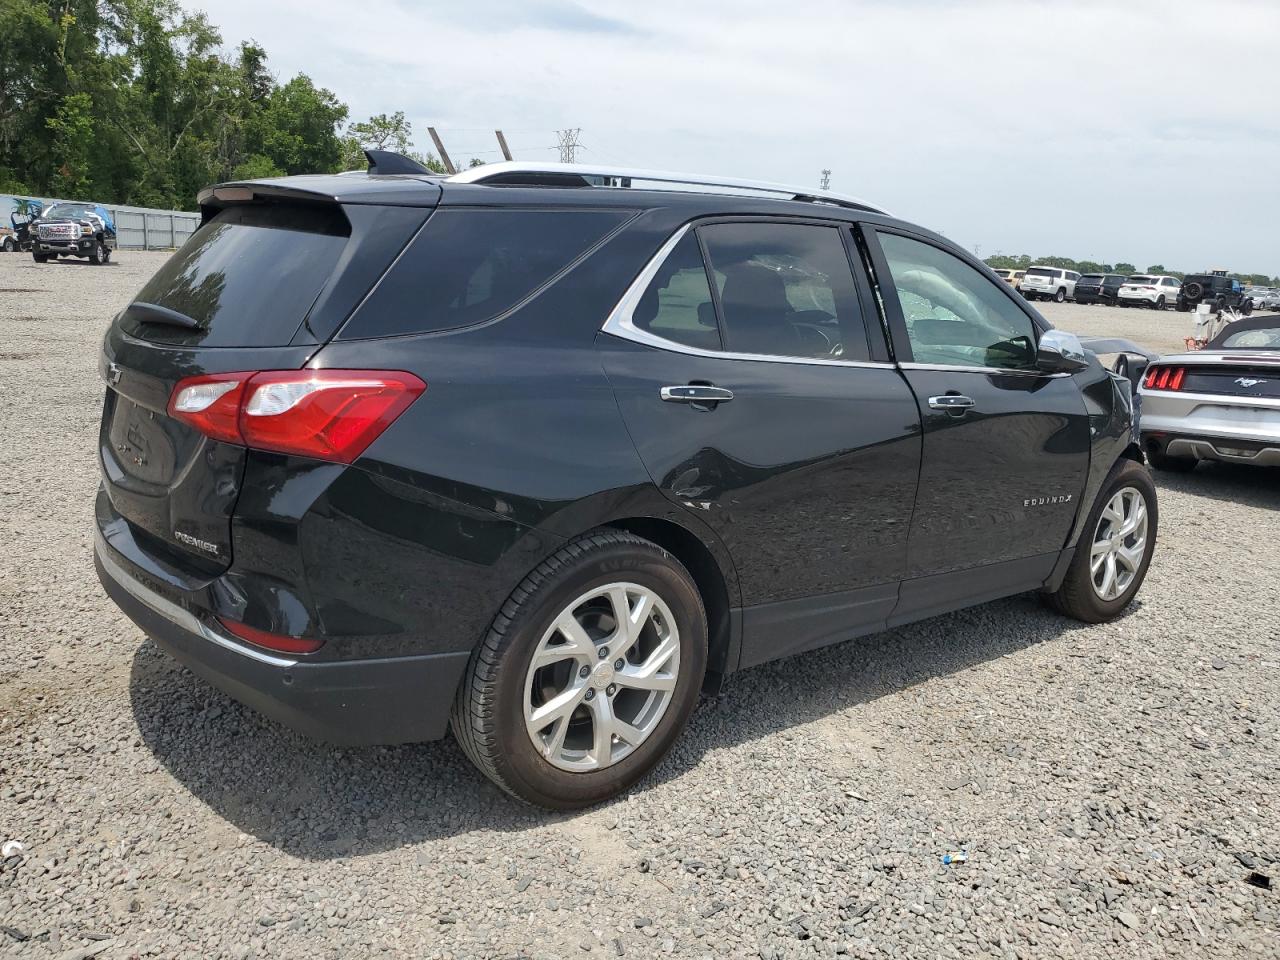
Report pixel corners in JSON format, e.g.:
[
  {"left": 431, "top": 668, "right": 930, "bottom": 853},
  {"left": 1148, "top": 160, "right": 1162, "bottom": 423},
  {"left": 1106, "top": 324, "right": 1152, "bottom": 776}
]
[{"left": 195, "top": 0, "right": 1280, "bottom": 273}]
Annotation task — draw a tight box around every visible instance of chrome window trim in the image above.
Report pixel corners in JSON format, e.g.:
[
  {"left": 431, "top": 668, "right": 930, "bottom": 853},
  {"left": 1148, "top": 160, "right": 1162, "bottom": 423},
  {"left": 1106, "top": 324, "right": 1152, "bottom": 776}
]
[
  {"left": 899, "top": 361, "right": 1070, "bottom": 379},
  {"left": 95, "top": 530, "right": 298, "bottom": 668},
  {"left": 600, "top": 223, "right": 895, "bottom": 371}
]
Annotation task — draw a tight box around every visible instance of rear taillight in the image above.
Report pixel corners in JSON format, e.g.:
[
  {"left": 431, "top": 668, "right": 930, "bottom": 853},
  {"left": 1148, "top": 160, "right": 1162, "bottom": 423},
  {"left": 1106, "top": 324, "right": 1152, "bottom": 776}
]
[
  {"left": 168, "top": 369, "right": 426, "bottom": 463},
  {"left": 217, "top": 616, "right": 324, "bottom": 654},
  {"left": 1142, "top": 366, "right": 1186, "bottom": 391}
]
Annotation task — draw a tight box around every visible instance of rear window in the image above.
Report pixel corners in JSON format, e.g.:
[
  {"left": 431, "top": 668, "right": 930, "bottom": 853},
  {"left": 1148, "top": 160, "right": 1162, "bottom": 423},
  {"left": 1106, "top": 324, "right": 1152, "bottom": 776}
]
[
  {"left": 1220, "top": 326, "right": 1280, "bottom": 348},
  {"left": 1126, "top": 276, "right": 1156, "bottom": 284},
  {"left": 1080, "top": 274, "right": 1104, "bottom": 282},
  {"left": 124, "top": 203, "right": 350, "bottom": 346},
  {"left": 1025, "top": 268, "right": 1057, "bottom": 277},
  {"left": 341, "top": 208, "right": 631, "bottom": 339}
]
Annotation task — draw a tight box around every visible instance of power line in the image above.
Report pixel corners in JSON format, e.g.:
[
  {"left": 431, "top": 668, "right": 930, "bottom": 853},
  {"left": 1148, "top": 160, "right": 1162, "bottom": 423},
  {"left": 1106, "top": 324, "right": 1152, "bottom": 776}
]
[{"left": 555, "top": 128, "right": 582, "bottom": 164}]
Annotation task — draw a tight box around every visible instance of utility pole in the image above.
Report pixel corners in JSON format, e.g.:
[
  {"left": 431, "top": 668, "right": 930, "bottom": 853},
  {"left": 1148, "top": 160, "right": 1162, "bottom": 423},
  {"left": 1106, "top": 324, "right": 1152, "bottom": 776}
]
[
  {"left": 820, "top": 169, "right": 831, "bottom": 191},
  {"left": 555, "top": 128, "right": 582, "bottom": 164},
  {"left": 495, "top": 130, "right": 513, "bottom": 161},
  {"left": 427, "top": 127, "right": 456, "bottom": 174}
]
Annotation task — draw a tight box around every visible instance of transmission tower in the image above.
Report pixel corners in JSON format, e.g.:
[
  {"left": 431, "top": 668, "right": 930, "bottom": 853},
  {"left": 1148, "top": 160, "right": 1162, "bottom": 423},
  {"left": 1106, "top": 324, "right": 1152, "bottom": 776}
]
[
  {"left": 820, "top": 169, "right": 831, "bottom": 190},
  {"left": 556, "top": 128, "right": 582, "bottom": 164}
]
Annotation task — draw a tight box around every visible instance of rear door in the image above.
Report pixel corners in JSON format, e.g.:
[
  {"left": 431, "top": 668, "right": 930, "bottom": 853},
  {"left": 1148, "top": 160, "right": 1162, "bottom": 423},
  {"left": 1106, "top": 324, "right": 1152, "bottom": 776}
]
[
  {"left": 598, "top": 217, "right": 922, "bottom": 667},
  {"left": 863, "top": 227, "right": 1090, "bottom": 620},
  {"left": 99, "top": 197, "right": 430, "bottom": 574}
]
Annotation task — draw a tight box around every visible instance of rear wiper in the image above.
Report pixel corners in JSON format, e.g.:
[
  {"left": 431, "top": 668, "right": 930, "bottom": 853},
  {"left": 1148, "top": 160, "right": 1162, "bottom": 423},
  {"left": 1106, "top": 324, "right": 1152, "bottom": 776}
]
[{"left": 125, "top": 302, "right": 202, "bottom": 331}]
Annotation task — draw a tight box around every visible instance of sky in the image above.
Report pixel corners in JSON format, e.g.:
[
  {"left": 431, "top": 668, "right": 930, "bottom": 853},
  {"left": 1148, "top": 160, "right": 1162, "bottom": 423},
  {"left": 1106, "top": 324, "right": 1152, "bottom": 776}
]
[{"left": 195, "top": 0, "right": 1280, "bottom": 275}]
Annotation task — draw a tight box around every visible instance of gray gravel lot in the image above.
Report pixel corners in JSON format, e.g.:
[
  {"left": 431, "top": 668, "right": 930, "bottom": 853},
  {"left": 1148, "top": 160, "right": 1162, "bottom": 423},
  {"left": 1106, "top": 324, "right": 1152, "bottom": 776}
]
[{"left": 1, "top": 250, "right": 1277, "bottom": 959}]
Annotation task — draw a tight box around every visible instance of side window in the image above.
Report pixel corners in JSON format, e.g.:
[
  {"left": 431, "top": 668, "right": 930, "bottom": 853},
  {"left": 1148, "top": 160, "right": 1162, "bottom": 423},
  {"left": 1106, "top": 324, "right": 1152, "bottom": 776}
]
[
  {"left": 1068, "top": 271, "right": 1080, "bottom": 281},
  {"left": 631, "top": 232, "right": 720, "bottom": 351},
  {"left": 698, "top": 222, "right": 869, "bottom": 361},
  {"left": 877, "top": 232, "right": 1038, "bottom": 371},
  {"left": 342, "top": 209, "right": 630, "bottom": 339}
]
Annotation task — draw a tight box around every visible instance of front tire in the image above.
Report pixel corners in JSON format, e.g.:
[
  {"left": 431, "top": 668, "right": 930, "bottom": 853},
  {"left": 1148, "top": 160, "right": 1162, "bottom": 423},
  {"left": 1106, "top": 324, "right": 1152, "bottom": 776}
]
[
  {"left": 452, "top": 530, "right": 708, "bottom": 810},
  {"left": 1044, "top": 460, "right": 1157, "bottom": 623},
  {"left": 89, "top": 238, "right": 105, "bottom": 265},
  {"left": 1, "top": 237, "right": 13, "bottom": 252}
]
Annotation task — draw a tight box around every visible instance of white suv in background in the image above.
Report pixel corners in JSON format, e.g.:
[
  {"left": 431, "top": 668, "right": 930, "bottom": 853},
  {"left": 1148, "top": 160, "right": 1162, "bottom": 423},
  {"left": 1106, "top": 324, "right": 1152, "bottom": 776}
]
[
  {"left": 1117, "top": 275, "right": 1181, "bottom": 310},
  {"left": 1020, "top": 266, "right": 1079, "bottom": 302}
]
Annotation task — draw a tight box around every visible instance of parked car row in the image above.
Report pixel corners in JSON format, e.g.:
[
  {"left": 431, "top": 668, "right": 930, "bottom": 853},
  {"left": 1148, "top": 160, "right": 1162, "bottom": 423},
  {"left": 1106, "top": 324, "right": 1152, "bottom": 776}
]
[{"left": 990, "top": 264, "right": 1261, "bottom": 314}]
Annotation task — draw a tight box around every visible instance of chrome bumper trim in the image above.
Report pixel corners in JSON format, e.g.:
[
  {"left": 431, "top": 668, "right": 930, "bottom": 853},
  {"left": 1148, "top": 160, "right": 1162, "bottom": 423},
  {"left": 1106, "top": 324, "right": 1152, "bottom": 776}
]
[{"left": 94, "top": 530, "right": 297, "bottom": 668}]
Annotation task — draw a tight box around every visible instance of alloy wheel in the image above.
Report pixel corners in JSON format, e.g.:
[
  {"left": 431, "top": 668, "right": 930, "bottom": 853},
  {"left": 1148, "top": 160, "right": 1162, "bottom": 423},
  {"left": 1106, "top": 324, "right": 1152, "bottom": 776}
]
[
  {"left": 1090, "top": 486, "right": 1148, "bottom": 601},
  {"left": 523, "top": 582, "right": 680, "bottom": 772}
]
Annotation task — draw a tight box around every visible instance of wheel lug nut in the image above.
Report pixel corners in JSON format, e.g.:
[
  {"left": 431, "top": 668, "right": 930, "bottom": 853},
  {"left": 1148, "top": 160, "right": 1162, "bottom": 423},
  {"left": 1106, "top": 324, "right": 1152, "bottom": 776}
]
[
  {"left": 606, "top": 684, "right": 617, "bottom": 696},
  {"left": 579, "top": 665, "right": 591, "bottom": 678},
  {"left": 598, "top": 647, "right": 609, "bottom": 659},
  {"left": 614, "top": 659, "right": 625, "bottom": 670},
  {"left": 584, "top": 689, "right": 595, "bottom": 701}
]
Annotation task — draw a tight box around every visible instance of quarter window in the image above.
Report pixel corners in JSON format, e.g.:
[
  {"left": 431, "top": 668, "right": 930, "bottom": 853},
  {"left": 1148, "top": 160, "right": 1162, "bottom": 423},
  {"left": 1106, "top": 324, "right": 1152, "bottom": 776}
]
[
  {"left": 698, "top": 222, "right": 869, "bottom": 361},
  {"left": 630, "top": 233, "right": 720, "bottom": 351},
  {"left": 877, "top": 233, "right": 1039, "bottom": 370}
]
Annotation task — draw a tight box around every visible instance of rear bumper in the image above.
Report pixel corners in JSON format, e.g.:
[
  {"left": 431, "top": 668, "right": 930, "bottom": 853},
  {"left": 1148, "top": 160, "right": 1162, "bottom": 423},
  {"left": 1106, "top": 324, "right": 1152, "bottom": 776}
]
[{"left": 95, "top": 532, "right": 469, "bottom": 745}]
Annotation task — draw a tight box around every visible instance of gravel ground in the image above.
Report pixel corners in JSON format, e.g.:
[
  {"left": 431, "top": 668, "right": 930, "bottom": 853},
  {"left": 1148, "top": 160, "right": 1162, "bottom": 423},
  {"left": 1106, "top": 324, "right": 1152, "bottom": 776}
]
[{"left": 1, "top": 250, "right": 1277, "bottom": 960}]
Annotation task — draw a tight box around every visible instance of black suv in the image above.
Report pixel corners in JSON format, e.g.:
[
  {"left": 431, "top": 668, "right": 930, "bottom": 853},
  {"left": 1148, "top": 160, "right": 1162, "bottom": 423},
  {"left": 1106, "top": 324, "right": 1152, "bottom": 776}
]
[
  {"left": 1074, "top": 273, "right": 1128, "bottom": 306},
  {"left": 1177, "top": 272, "right": 1254, "bottom": 314},
  {"left": 95, "top": 155, "right": 1157, "bottom": 808}
]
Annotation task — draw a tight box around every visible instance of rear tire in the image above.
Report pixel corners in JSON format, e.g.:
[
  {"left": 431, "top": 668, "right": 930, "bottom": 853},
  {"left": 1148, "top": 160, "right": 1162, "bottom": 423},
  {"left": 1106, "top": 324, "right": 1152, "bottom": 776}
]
[
  {"left": 1043, "top": 460, "right": 1157, "bottom": 623},
  {"left": 1149, "top": 449, "right": 1197, "bottom": 473},
  {"left": 1055, "top": 287, "right": 1067, "bottom": 303},
  {"left": 32, "top": 252, "right": 48, "bottom": 263},
  {"left": 451, "top": 530, "right": 708, "bottom": 810},
  {"left": 1155, "top": 296, "right": 1166, "bottom": 310}
]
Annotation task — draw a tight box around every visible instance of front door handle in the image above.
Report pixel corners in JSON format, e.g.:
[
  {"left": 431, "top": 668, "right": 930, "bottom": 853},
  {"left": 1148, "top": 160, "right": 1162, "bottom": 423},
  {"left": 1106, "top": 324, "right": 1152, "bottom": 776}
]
[
  {"left": 661, "top": 385, "right": 734, "bottom": 404},
  {"left": 928, "top": 394, "right": 975, "bottom": 411}
]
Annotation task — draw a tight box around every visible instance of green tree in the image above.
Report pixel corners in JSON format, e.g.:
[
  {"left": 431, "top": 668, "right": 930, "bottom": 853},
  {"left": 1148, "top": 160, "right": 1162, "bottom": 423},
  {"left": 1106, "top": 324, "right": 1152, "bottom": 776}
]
[
  {"left": 253, "top": 74, "right": 347, "bottom": 175},
  {"left": 46, "top": 92, "right": 95, "bottom": 195},
  {"left": 1114, "top": 262, "right": 1137, "bottom": 275}
]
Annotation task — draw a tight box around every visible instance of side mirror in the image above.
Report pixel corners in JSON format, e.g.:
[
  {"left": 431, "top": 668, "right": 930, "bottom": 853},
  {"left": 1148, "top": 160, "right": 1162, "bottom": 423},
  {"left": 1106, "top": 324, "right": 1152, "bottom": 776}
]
[{"left": 1036, "top": 329, "right": 1091, "bottom": 374}]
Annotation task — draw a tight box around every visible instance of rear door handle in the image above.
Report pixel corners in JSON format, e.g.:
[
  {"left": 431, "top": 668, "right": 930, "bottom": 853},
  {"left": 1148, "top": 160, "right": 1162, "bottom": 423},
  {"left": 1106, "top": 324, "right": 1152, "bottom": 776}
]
[
  {"left": 928, "top": 394, "right": 975, "bottom": 410},
  {"left": 661, "top": 385, "right": 734, "bottom": 404}
]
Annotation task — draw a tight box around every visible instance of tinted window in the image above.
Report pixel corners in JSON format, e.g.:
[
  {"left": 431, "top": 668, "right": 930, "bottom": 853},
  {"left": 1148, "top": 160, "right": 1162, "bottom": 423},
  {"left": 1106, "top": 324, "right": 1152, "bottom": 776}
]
[
  {"left": 699, "top": 222, "right": 868, "bottom": 361},
  {"left": 631, "top": 232, "right": 720, "bottom": 351},
  {"left": 878, "top": 233, "right": 1038, "bottom": 370},
  {"left": 1080, "top": 274, "right": 1104, "bottom": 282},
  {"left": 126, "top": 203, "right": 350, "bottom": 346},
  {"left": 1025, "top": 267, "right": 1059, "bottom": 278},
  {"left": 344, "top": 209, "right": 629, "bottom": 339},
  {"left": 1127, "top": 276, "right": 1156, "bottom": 284}
]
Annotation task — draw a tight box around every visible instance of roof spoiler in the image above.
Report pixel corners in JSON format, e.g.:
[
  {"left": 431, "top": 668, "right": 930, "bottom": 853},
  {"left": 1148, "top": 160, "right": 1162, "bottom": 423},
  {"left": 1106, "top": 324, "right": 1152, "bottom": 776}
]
[{"left": 364, "top": 149, "right": 431, "bottom": 176}]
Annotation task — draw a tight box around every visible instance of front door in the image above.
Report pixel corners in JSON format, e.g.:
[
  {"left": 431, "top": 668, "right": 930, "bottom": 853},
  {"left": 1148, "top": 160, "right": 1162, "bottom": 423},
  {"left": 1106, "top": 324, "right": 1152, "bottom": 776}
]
[
  {"left": 598, "top": 218, "right": 922, "bottom": 667},
  {"left": 865, "top": 227, "right": 1090, "bottom": 620}
]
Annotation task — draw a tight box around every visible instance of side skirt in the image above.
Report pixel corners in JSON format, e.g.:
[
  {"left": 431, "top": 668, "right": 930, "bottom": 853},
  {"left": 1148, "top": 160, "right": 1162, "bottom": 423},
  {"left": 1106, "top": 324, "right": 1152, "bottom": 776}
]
[{"left": 729, "top": 550, "right": 1067, "bottom": 673}]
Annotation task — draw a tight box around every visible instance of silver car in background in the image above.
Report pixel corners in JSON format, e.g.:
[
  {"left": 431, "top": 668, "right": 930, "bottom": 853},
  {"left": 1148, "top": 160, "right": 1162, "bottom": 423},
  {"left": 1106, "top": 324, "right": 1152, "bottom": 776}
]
[{"left": 1139, "top": 315, "right": 1280, "bottom": 471}]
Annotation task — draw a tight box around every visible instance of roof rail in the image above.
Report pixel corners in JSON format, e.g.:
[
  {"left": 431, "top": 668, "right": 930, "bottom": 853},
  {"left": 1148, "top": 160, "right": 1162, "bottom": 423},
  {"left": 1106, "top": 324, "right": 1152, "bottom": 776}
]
[{"left": 445, "top": 161, "right": 887, "bottom": 215}]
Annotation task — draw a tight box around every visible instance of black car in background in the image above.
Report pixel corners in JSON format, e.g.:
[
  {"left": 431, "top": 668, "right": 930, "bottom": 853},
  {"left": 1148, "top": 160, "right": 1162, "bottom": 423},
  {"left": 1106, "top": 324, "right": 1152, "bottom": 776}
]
[
  {"left": 1074, "top": 273, "right": 1128, "bottom": 306},
  {"left": 1177, "top": 272, "right": 1254, "bottom": 314},
  {"left": 94, "top": 155, "right": 1157, "bottom": 808}
]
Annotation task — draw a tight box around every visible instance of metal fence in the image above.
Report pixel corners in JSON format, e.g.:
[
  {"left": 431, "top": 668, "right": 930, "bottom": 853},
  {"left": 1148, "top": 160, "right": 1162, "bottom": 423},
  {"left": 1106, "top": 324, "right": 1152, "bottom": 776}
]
[
  {"left": 107, "top": 204, "right": 200, "bottom": 250},
  {"left": 2, "top": 194, "right": 199, "bottom": 251}
]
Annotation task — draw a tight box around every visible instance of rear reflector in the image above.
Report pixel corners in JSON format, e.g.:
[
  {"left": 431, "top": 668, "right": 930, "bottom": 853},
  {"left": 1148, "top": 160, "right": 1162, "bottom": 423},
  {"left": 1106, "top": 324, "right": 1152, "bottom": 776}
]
[
  {"left": 217, "top": 616, "right": 324, "bottom": 654},
  {"left": 169, "top": 369, "right": 425, "bottom": 463}
]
